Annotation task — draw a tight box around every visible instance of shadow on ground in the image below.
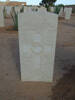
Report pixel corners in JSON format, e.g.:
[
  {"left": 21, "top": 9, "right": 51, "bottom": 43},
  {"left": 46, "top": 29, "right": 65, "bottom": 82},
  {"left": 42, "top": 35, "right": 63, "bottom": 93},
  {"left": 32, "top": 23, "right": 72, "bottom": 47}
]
[
  {"left": 62, "top": 22, "right": 75, "bottom": 28},
  {"left": 7, "top": 37, "right": 21, "bottom": 78},
  {"left": 52, "top": 65, "right": 75, "bottom": 100}
]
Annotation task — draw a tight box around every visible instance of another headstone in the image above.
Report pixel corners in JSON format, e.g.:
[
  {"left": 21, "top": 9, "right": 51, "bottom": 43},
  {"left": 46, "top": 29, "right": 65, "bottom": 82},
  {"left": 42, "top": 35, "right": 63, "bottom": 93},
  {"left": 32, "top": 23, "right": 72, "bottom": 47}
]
[
  {"left": 5, "top": 6, "right": 12, "bottom": 17},
  {"left": 18, "top": 11, "right": 58, "bottom": 82},
  {"left": 38, "top": 7, "right": 46, "bottom": 13},
  {"left": 0, "top": 6, "right": 4, "bottom": 27},
  {"left": 24, "top": 6, "right": 38, "bottom": 12},
  {"left": 64, "top": 7, "right": 72, "bottom": 20},
  {"left": 50, "top": 7, "right": 55, "bottom": 12},
  {"left": 24, "top": 6, "right": 30, "bottom": 12},
  {"left": 24, "top": 6, "right": 46, "bottom": 13}
]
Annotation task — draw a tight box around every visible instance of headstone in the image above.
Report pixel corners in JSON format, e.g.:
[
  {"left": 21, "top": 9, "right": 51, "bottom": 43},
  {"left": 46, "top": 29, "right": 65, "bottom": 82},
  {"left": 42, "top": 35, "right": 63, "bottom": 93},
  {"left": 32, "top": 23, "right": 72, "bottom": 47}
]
[
  {"left": 64, "top": 7, "right": 72, "bottom": 20},
  {"left": 59, "top": 7, "right": 63, "bottom": 17},
  {"left": 18, "top": 11, "right": 58, "bottom": 82},
  {"left": 50, "top": 7, "right": 55, "bottom": 12},
  {"left": 0, "top": 6, "right": 4, "bottom": 27},
  {"left": 31, "top": 6, "right": 38, "bottom": 11},
  {"left": 24, "top": 6, "right": 38, "bottom": 12},
  {"left": 24, "top": 6, "right": 30, "bottom": 12},
  {"left": 6, "top": 6, "right": 12, "bottom": 17},
  {"left": 38, "top": 7, "right": 46, "bottom": 13},
  {"left": 24, "top": 6, "right": 46, "bottom": 13}
]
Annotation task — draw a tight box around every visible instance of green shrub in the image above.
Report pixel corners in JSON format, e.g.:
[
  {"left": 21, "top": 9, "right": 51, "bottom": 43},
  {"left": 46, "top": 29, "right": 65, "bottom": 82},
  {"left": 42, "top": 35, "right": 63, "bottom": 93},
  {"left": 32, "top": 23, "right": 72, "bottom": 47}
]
[
  {"left": 57, "top": 4, "right": 64, "bottom": 7},
  {"left": 3, "top": 7, "right": 7, "bottom": 18},
  {"left": 11, "top": 7, "right": 18, "bottom": 31},
  {"left": 54, "top": 4, "right": 64, "bottom": 14},
  {"left": 54, "top": 6, "right": 60, "bottom": 14},
  {"left": 13, "top": 12, "right": 18, "bottom": 30}
]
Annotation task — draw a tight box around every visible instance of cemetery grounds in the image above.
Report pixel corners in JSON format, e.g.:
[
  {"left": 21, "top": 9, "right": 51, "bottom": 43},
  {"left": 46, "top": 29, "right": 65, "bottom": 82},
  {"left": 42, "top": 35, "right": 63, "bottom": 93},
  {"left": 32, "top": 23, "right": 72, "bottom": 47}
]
[{"left": 0, "top": 14, "right": 75, "bottom": 100}]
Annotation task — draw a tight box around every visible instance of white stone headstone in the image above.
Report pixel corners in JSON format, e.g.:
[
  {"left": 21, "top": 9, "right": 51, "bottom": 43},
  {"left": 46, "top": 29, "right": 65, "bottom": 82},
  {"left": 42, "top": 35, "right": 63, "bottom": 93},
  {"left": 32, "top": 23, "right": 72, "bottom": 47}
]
[
  {"left": 24, "top": 6, "right": 38, "bottom": 12},
  {"left": 38, "top": 7, "right": 46, "bottom": 13},
  {"left": 64, "top": 7, "right": 72, "bottom": 20},
  {"left": 0, "top": 6, "right": 4, "bottom": 27},
  {"left": 24, "top": 6, "right": 31, "bottom": 12},
  {"left": 24, "top": 7, "right": 46, "bottom": 14},
  {"left": 6, "top": 6, "right": 12, "bottom": 16},
  {"left": 18, "top": 11, "right": 58, "bottom": 82},
  {"left": 50, "top": 7, "right": 55, "bottom": 12}
]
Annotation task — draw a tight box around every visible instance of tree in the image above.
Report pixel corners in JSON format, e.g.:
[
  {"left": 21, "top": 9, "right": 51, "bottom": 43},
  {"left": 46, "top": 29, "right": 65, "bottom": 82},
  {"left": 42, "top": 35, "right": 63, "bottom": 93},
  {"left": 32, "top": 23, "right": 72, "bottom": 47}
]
[
  {"left": 40, "top": 0, "right": 56, "bottom": 6},
  {"left": 54, "top": 4, "right": 64, "bottom": 14},
  {"left": 40, "top": 0, "right": 57, "bottom": 11}
]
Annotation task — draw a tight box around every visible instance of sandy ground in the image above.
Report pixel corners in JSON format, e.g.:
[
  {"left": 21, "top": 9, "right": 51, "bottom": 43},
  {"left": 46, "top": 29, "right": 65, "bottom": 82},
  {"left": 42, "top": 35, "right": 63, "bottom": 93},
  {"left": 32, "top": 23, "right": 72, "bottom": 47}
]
[{"left": 0, "top": 16, "right": 75, "bottom": 100}]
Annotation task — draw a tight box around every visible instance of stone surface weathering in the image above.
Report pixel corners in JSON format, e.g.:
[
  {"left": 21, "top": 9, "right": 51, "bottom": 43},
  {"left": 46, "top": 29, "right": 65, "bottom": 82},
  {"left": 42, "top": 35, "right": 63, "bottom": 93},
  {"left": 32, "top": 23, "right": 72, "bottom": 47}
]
[{"left": 18, "top": 8, "right": 58, "bottom": 82}]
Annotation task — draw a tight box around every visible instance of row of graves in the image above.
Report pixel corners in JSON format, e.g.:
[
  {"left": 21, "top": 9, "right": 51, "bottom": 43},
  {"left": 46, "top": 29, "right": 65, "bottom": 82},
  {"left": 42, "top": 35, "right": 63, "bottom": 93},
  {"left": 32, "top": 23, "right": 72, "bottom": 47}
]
[
  {"left": 0, "top": 5, "right": 72, "bottom": 27},
  {"left": 59, "top": 7, "right": 72, "bottom": 20},
  {"left": 0, "top": 5, "right": 72, "bottom": 82}
]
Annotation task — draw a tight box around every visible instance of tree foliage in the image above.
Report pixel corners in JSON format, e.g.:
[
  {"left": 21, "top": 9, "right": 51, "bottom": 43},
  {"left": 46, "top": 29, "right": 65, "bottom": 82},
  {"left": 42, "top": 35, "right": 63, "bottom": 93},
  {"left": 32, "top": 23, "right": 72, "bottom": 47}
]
[
  {"left": 54, "top": 4, "right": 64, "bottom": 14},
  {"left": 40, "top": 0, "right": 57, "bottom": 11},
  {"left": 11, "top": 7, "right": 18, "bottom": 30},
  {"left": 40, "top": 0, "right": 57, "bottom": 6}
]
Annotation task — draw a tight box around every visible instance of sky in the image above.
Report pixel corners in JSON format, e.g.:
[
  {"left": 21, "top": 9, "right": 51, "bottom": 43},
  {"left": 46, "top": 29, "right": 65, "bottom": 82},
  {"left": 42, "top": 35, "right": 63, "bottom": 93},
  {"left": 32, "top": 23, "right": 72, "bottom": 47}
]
[
  {"left": 0, "top": 0, "right": 75, "bottom": 5},
  {"left": 55, "top": 0, "right": 75, "bottom": 5}
]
